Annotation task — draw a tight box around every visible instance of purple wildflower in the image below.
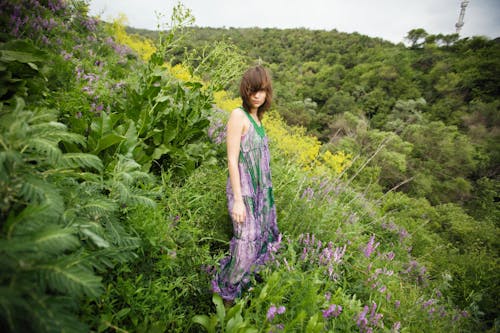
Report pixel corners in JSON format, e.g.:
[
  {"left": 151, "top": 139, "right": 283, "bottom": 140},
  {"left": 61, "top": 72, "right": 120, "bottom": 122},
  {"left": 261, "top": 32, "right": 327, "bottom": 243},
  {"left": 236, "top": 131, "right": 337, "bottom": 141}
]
[
  {"left": 398, "top": 228, "right": 409, "bottom": 242},
  {"left": 325, "top": 292, "right": 331, "bottom": 301},
  {"left": 332, "top": 244, "right": 346, "bottom": 264},
  {"left": 267, "top": 304, "right": 285, "bottom": 321},
  {"left": 301, "top": 187, "right": 314, "bottom": 201},
  {"left": 61, "top": 50, "right": 72, "bottom": 60},
  {"left": 422, "top": 299, "right": 435, "bottom": 309},
  {"left": 394, "top": 300, "right": 400, "bottom": 309},
  {"left": 82, "top": 17, "right": 98, "bottom": 31},
  {"left": 363, "top": 235, "right": 380, "bottom": 258},
  {"left": 267, "top": 305, "right": 277, "bottom": 321},
  {"left": 283, "top": 258, "right": 291, "bottom": 271},
  {"left": 392, "top": 321, "right": 401, "bottom": 332},
  {"left": 322, "top": 304, "right": 342, "bottom": 319},
  {"left": 301, "top": 246, "right": 307, "bottom": 260},
  {"left": 357, "top": 305, "right": 369, "bottom": 330}
]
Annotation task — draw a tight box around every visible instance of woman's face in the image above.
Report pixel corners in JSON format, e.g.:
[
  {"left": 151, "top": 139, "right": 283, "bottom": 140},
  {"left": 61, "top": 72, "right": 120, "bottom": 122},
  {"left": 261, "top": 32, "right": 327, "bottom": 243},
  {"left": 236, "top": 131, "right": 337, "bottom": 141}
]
[{"left": 250, "top": 89, "right": 266, "bottom": 109}]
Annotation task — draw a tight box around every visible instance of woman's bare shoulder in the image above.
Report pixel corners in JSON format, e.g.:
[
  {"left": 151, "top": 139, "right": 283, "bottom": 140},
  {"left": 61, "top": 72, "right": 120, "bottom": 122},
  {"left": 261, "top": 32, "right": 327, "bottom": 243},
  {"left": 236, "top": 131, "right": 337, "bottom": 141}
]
[{"left": 230, "top": 107, "right": 245, "bottom": 118}]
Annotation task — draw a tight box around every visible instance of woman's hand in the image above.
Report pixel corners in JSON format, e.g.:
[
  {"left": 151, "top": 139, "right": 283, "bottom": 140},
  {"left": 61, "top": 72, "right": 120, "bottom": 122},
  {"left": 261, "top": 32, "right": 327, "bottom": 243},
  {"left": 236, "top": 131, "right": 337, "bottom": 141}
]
[{"left": 231, "top": 200, "right": 246, "bottom": 224}]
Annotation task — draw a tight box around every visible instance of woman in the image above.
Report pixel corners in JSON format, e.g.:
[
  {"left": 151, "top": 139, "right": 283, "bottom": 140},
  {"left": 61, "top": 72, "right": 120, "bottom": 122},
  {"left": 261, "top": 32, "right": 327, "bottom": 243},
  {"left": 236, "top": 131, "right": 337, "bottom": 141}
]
[{"left": 212, "top": 65, "right": 279, "bottom": 302}]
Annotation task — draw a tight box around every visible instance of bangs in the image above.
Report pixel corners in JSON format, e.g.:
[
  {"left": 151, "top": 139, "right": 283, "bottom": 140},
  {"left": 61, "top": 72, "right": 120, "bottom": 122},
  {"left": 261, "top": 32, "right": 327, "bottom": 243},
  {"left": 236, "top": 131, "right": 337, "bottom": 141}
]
[
  {"left": 243, "top": 67, "right": 271, "bottom": 93},
  {"left": 239, "top": 65, "right": 273, "bottom": 119}
]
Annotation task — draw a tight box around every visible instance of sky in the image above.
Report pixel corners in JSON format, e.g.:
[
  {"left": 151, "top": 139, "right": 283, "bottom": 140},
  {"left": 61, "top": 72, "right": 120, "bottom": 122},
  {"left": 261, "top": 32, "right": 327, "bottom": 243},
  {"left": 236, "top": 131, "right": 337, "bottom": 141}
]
[{"left": 88, "top": 0, "right": 500, "bottom": 44}]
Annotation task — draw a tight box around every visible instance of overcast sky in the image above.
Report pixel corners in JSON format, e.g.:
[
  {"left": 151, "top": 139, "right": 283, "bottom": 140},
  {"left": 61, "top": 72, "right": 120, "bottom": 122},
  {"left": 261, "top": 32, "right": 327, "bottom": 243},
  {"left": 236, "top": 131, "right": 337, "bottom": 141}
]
[{"left": 88, "top": 0, "right": 500, "bottom": 44}]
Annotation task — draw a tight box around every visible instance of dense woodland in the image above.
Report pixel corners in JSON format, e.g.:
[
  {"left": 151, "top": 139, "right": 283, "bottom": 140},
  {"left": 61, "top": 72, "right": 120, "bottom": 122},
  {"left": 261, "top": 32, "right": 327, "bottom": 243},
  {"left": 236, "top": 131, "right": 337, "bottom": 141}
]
[
  {"left": 0, "top": 1, "right": 499, "bottom": 332},
  {"left": 133, "top": 25, "right": 500, "bottom": 211}
]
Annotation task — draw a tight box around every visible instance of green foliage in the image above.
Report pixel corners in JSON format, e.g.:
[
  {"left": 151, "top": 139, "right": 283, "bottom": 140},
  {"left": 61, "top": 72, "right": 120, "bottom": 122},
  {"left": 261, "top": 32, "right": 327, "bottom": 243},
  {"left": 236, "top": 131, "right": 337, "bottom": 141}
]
[
  {"left": 402, "top": 121, "right": 477, "bottom": 204},
  {"left": 193, "top": 294, "right": 257, "bottom": 333},
  {"left": 405, "top": 28, "right": 428, "bottom": 48},
  {"left": 0, "top": 97, "right": 141, "bottom": 332},
  {"left": 0, "top": 40, "right": 49, "bottom": 103},
  {"left": 1, "top": 2, "right": 498, "bottom": 332},
  {"left": 125, "top": 74, "right": 216, "bottom": 180}
]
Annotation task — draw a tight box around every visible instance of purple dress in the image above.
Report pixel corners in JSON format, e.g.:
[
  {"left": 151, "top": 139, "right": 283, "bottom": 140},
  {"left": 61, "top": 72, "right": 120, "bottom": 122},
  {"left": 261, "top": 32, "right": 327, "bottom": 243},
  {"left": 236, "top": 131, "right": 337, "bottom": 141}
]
[{"left": 212, "top": 109, "right": 279, "bottom": 301}]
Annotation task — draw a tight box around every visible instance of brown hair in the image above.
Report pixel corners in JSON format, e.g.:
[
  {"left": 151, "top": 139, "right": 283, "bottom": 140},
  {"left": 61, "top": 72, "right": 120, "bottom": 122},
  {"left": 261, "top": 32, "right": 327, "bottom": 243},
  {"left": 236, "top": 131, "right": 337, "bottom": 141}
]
[{"left": 239, "top": 65, "right": 273, "bottom": 120}]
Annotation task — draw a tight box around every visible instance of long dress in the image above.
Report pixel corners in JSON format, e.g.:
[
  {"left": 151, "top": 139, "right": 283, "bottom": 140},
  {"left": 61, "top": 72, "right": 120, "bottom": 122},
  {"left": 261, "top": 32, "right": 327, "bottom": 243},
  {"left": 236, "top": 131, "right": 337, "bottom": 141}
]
[{"left": 212, "top": 108, "right": 279, "bottom": 301}]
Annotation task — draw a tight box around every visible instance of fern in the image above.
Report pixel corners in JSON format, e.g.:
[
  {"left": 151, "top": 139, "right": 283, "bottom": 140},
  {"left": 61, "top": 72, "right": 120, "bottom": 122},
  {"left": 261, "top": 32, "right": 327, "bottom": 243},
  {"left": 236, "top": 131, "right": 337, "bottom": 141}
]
[
  {"left": 59, "top": 153, "right": 103, "bottom": 172},
  {"left": 31, "top": 226, "right": 80, "bottom": 254},
  {"left": 28, "top": 293, "right": 88, "bottom": 333},
  {"left": 78, "top": 199, "right": 117, "bottom": 218},
  {"left": 128, "top": 193, "right": 157, "bottom": 207},
  {"left": 25, "top": 137, "right": 63, "bottom": 165},
  {"left": 37, "top": 260, "right": 103, "bottom": 298},
  {"left": 0, "top": 226, "right": 79, "bottom": 255},
  {"left": 19, "top": 175, "right": 62, "bottom": 207}
]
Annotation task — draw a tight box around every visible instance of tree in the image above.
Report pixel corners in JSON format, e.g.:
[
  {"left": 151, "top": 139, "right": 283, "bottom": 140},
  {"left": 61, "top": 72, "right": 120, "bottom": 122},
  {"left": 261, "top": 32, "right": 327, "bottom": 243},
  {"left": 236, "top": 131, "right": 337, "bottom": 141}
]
[{"left": 405, "top": 28, "right": 429, "bottom": 48}]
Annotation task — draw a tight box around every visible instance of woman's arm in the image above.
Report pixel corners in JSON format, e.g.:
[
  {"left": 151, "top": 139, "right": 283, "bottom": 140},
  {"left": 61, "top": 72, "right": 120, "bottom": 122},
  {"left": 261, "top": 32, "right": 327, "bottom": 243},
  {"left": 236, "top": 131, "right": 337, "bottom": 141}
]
[{"left": 227, "top": 108, "right": 247, "bottom": 224}]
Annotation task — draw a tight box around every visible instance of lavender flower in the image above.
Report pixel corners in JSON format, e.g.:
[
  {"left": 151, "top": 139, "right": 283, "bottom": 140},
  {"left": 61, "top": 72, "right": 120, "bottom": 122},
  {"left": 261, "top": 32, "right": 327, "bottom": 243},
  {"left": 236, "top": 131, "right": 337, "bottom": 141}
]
[
  {"left": 398, "top": 228, "right": 409, "bottom": 242},
  {"left": 267, "top": 304, "right": 285, "bottom": 321},
  {"left": 422, "top": 299, "right": 435, "bottom": 309},
  {"left": 322, "top": 304, "right": 342, "bottom": 319},
  {"left": 301, "top": 187, "right": 314, "bottom": 201},
  {"left": 267, "top": 305, "right": 277, "bottom": 321},
  {"left": 363, "top": 235, "right": 380, "bottom": 258},
  {"left": 61, "top": 50, "right": 72, "bottom": 60},
  {"left": 82, "top": 17, "right": 98, "bottom": 31},
  {"left": 357, "top": 305, "right": 369, "bottom": 329},
  {"left": 332, "top": 244, "right": 346, "bottom": 264}
]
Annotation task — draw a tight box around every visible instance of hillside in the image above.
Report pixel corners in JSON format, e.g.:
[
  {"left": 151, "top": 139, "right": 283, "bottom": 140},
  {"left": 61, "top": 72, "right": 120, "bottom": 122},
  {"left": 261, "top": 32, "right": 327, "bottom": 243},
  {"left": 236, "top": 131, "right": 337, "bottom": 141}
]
[{"left": 0, "top": 1, "right": 498, "bottom": 332}]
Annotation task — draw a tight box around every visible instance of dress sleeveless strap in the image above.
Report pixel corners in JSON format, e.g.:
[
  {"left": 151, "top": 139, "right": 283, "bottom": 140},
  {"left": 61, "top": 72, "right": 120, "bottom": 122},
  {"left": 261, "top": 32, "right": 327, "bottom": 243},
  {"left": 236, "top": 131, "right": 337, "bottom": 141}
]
[{"left": 239, "top": 106, "right": 266, "bottom": 138}]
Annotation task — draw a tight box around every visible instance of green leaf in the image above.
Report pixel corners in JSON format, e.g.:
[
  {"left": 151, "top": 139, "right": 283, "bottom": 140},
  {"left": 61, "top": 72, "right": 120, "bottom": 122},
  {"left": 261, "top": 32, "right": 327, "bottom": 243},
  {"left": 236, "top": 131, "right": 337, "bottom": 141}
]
[
  {"left": 212, "top": 293, "right": 226, "bottom": 329},
  {"left": 192, "top": 315, "right": 218, "bottom": 333},
  {"left": 93, "top": 133, "right": 127, "bottom": 154},
  {"left": 115, "top": 307, "right": 131, "bottom": 319},
  {"left": 59, "top": 153, "right": 103, "bottom": 172},
  {"left": 152, "top": 144, "right": 171, "bottom": 160},
  {"left": 81, "top": 228, "right": 110, "bottom": 248},
  {"left": 38, "top": 261, "right": 103, "bottom": 298},
  {"left": 32, "top": 226, "right": 80, "bottom": 254},
  {"left": 305, "top": 313, "right": 322, "bottom": 333},
  {"left": 0, "top": 50, "right": 45, "bottom": 64}
]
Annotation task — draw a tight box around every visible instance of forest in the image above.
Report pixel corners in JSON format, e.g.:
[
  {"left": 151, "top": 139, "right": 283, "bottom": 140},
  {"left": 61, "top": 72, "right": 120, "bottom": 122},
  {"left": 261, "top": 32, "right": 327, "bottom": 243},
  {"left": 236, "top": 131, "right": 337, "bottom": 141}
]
[{"left": 0, "top": 1, "right": 498, "bottom": 332}]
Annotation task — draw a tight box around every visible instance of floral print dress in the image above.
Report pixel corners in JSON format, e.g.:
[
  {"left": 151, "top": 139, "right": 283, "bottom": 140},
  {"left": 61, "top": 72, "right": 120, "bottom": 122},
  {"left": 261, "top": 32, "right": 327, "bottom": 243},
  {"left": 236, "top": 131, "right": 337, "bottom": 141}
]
[{"left": 212, "top": 108, "right": 279, "bottom": 301}]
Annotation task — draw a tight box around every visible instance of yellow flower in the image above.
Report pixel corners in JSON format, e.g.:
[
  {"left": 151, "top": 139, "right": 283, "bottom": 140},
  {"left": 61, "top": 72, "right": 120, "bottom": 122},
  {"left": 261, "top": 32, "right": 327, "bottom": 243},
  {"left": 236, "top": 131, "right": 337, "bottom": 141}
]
[
  {"left": 213, "top": 91, "right": 241, "bottom": 111},
  {"left": 264, "top": 111, "right": 351, "bottom": 176},
  {"left": 107, "top": 14, "right": 156, "bottom": 61}
]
